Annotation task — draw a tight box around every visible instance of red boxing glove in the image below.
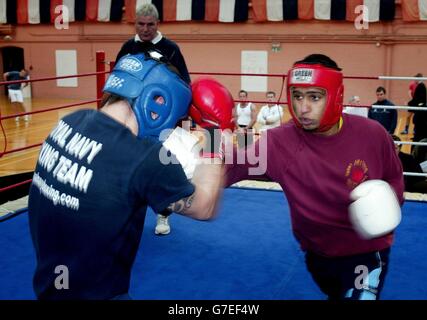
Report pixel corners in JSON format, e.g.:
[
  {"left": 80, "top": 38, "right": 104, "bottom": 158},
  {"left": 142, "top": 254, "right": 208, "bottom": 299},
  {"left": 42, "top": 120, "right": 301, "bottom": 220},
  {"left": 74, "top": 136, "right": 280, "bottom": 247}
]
[{"left": 189, "top": 77, "right": 235, "bottom": 131}]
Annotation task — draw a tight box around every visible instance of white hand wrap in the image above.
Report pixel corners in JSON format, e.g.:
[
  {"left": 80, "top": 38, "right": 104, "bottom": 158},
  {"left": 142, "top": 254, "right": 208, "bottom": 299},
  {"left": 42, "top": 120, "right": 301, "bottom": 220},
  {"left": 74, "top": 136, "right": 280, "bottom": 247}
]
[
  {"left": 349, "top": 180, "right": 401, "bottom": 239},
  {"left": 162, "top": 127, "right": 200, "bottom": 180}
]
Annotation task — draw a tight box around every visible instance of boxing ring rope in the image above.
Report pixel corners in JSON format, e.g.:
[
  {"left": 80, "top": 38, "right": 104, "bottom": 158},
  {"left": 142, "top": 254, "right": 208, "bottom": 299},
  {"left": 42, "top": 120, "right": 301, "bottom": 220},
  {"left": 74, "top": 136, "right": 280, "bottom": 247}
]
[
  {"left": 0, "top": 71, "right": 110, "bottom": 87},
  {"left": 395, "top": 141, "right": 427, "bottom": 146},
  {"left": 0, "top": 179, "right": 33, "bottom": 193},
  {"left": 229, "top": 78, "right": 427, "bottom": 174},
  {"left": 369, "top": 105, "right": 427, "bottom": 111},
  {"left": 193, "top": 73, "right": 427, "bottom": 82},
  {"left": 0, "top": 99, "right": 100, "bottom": 121},
  {"left": 0, "top": 52, "right": 426, "bottom": 199},
  {"left": 196, "top": 72, "right": 427, "bottom": 181},
  {"left": 0, "top": 51, "right": 113, "bottom": 194}
]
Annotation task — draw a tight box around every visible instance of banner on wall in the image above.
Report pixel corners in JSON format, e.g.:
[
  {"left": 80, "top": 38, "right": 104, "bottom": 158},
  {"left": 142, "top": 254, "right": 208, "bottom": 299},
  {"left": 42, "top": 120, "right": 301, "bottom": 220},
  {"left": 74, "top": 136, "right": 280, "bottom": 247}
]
[{"left": 241, "top": 50, "right": 267, "bottom": 93}]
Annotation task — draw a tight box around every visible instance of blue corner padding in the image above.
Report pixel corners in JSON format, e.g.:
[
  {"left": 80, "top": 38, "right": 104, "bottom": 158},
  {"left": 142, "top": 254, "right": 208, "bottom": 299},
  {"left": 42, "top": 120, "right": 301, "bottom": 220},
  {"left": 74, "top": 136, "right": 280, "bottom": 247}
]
[{"left": 0, "top": 207, "right": 28, "bottom": 222}]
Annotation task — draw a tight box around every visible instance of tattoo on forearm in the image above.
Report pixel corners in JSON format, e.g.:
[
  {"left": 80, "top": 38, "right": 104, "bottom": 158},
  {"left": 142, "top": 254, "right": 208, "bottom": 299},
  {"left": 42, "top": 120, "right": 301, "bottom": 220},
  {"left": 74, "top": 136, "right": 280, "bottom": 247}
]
[{"left": 168, "top": 194, "right": 195, "bottom": 213}]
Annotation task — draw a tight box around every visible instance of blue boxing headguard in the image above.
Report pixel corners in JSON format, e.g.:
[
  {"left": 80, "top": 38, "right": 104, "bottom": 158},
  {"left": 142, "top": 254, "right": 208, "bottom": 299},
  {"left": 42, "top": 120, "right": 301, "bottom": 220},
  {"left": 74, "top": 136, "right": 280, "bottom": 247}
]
[{"left": 103, "top": 53, "right": 191, "bottom": 138}]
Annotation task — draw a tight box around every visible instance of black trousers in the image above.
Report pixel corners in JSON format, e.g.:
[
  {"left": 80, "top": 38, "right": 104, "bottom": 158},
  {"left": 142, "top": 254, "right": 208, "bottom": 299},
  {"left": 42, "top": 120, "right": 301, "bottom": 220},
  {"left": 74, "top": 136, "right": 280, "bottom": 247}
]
[{"left": 305, "top": 248, "right": 390, "bottom": 300}]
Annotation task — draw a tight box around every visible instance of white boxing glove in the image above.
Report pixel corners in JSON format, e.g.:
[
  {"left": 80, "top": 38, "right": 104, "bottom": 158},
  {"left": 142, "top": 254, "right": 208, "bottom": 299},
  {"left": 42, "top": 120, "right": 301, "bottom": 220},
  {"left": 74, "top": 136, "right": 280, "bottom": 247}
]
[
  {"left": 349, "top": 180, "right": 401, "bottom": 239},
  {"left": 162, "top": 127, "right": 201, "bottom": 180}
]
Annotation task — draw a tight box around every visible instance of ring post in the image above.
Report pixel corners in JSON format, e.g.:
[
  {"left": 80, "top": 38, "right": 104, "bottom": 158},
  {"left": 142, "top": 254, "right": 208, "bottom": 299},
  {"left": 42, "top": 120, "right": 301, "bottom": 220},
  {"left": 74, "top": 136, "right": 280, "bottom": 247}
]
[
  {"left": 109, "top": 60, "right": 115, "bottom": 72},
  {"left": 96, "top": 51, "right": 106, "bottom": 109}
]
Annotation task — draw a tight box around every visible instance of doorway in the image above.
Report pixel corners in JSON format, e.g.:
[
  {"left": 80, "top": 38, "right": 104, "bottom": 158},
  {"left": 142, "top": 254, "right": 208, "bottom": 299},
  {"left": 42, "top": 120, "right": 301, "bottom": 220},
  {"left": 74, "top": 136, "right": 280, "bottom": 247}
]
[{"left": 1, "top": 46, "right": 25, "bottom": 96}]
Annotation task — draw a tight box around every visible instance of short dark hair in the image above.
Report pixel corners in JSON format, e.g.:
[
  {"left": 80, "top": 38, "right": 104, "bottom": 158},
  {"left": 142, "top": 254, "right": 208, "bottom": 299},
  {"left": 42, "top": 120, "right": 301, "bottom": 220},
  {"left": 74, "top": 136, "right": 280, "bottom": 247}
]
[
  {"left": 413, "top": 138, "right": 427, "bottom": 162},
  {"left": 100, "top": 93, "right": 126, "bottom": 108},
  {"left": 294, "top": 54, "right": 342, "bottom": 71},
  {"left": 415, "top": 73, "right": 423, "bottom": 78},
  {"left": 239, "top": 90, "right": 247, "bottom": 96},
  {"left": 376, "top": 86, "right": 386, "bottom": 94}
]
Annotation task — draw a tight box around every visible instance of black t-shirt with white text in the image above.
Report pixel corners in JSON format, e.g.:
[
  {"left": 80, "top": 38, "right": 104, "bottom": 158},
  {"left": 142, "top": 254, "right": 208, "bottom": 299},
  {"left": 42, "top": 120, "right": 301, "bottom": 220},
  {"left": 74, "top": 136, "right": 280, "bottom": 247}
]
[{"left": 28, "top": 109, "right": 194, "bottom": 299}]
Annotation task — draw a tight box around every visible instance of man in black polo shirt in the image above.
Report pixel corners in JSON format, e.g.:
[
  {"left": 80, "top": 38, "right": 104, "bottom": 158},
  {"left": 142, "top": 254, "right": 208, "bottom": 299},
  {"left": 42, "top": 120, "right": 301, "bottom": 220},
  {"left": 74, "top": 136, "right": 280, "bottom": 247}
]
[
  {"left": 116, "top": 3, "right": 190, "bottom": 84},
  {"left": 116, "top": 3, "right": 192, "bottom": 235}
]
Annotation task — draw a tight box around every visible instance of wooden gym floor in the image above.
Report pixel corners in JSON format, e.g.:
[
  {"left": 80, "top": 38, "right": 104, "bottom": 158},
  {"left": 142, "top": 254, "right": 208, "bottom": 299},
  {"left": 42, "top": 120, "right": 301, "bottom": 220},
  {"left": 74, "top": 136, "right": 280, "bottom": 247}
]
[{"left": 0, "top": 96, "right": 97, "bottom": 176}]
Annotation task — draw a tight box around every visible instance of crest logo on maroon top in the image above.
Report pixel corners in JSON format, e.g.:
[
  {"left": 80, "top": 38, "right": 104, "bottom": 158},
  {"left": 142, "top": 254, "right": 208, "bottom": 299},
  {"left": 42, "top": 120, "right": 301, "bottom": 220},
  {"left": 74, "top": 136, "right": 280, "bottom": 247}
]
[{"left": 345, "top": 159, "right": 368, "bottom": 189}]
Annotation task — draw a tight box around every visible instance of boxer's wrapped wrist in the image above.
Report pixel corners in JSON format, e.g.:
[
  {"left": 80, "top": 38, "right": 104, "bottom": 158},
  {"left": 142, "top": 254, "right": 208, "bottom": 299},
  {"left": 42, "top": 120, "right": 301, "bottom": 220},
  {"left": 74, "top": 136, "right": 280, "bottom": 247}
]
[{"left": 162, "top": 127, "right": 201, "bottom": 179}]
